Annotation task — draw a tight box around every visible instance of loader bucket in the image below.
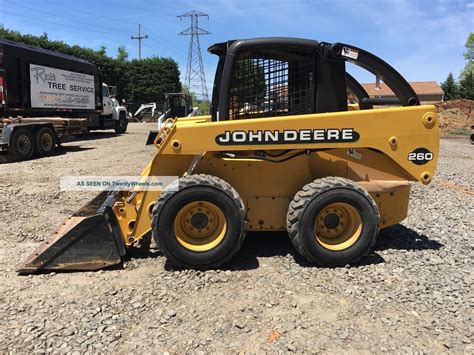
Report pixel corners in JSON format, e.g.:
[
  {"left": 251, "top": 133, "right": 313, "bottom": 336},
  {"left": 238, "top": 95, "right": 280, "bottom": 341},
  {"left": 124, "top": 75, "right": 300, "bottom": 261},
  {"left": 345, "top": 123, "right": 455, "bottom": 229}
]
[{"left": 18, "top": 191, "right": 127, "bottom": 274}]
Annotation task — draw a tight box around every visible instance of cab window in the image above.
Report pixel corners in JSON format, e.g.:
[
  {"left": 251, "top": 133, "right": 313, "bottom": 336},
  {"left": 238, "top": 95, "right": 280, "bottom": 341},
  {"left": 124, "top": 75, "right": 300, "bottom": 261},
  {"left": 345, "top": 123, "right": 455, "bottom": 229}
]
[{"left": 228, "top": 48, "right": 315, "bottom": 120}]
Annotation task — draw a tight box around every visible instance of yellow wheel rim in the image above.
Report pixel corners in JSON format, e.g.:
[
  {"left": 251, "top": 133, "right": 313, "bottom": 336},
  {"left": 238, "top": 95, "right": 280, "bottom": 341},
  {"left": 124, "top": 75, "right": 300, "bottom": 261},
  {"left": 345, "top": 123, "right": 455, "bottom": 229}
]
[
  {"left": 314, "top": 202, "right": 362, "bottom": 251},
  {"left": 174, "top": 201, "right": 227, "bottom": 252}
]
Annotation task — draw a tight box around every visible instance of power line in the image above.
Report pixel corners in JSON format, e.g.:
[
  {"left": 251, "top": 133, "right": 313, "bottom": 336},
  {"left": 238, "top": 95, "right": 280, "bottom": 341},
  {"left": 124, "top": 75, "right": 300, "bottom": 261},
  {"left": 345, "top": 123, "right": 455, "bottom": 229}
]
[
  {"left": 6, "top": 1, "right": 130, "bottom": 34},
  {"left": 13, "top": 0, "right": 187, "bottom": 63},
  {"left": 142, "top": 42, "right": 159, "bottom": 55},
  {"left": 45, "top": 0, "right": 177, "bottom": 23},
  {"left": 0, "top": 9, "right": 128, "bottom": 37},
  {"left": 45, "top": 0, "right": 139, "bottom": 26},
  {"left": 142, "top": 27, "right": 188, "bottom": 62},
  {"left": 2, "top": 3, "right": 195, "bottom": 71},
  {"left": 130, "top": 24, "right": 148, "bottom": 60},
  {"left": 178, "top": 10, "right": 211, "bottom": 102}
]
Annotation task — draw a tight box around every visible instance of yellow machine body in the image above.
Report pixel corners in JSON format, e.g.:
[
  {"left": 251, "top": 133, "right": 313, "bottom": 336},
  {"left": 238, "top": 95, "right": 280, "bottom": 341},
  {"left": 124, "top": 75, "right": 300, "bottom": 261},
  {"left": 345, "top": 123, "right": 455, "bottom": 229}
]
[
  {"left": 114, "top": 105, "right": 439, "bottom": 247},
  {"left": 18, "top": 38, "right": 440, "bottom": 273}
]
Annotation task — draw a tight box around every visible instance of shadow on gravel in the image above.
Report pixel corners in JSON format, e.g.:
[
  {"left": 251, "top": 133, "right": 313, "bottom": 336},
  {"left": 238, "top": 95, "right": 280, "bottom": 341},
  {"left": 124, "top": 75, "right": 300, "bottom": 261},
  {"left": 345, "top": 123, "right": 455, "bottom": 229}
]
[
  {"left": 73, "top": 132, "right": 122, "bottom": 142},
  {"left": 376, "top": 224, "right": 443, "bottom": 251},
  {"left": 0, "top": 146, "right": 94, "bottom": 164},
  {"left": 125, "top": 224, "right": 443, "bottom": 273}
]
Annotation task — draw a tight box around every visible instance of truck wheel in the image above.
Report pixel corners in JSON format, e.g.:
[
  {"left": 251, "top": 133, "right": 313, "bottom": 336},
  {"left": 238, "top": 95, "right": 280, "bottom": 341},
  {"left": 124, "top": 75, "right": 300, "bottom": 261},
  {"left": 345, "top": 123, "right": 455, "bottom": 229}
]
[
  {"left": 35, "top": 127, "right": 56, "bottom": 157},
  {"left": 8, "top": 128, "right": 35, "bottom": 160},
  {"left": 287, "top": 177, "right": 379, "bottom": 266},
  {"left": 151, "top": 174, "right": 247, "bottom": 269},
  {"left": 115, "top": 113, "right": 127, "bottom": 134}
]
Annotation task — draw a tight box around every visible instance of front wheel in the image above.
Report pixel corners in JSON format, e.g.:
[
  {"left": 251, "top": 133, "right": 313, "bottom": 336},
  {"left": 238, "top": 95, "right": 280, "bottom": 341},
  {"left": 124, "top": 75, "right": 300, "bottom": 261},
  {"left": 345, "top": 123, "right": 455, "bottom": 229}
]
[
  {"left": 151, "top": 174, "right": 247, "bottom": 269},
  {"left": 287, "top": 177, "right": 379, "bottom": 266},
  {"left": 114, "top": 113, "right": 127, "bottom": 134}
]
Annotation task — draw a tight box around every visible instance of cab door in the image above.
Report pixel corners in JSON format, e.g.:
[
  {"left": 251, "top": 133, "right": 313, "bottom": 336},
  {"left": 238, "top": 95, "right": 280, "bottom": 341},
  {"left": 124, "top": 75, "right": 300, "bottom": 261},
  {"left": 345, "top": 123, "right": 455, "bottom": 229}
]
[{"left": 102, "top": 85, "right": 113, "bottom": 116}]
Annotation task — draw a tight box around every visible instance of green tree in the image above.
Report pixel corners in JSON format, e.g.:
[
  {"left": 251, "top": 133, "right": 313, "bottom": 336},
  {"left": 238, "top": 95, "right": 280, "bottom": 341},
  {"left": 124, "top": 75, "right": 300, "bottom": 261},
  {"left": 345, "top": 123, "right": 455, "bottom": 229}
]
[
  {"left": 116, "top": 46, "right": 128, "bottom": 63},
  {"left": 459, "top": 33, "right": 474, "bottom": 100},
  {"left": 441, "top": 72, "right": 459, "bottom": 100},
  {"left": 458, "top": 65, "right": 474, "bottom": 100},
  {"left": 126, "top": 57, "right": 181, "bottom": 103},
  {"left": 463, "top": 32, "right": 474, "bottom": 62}
]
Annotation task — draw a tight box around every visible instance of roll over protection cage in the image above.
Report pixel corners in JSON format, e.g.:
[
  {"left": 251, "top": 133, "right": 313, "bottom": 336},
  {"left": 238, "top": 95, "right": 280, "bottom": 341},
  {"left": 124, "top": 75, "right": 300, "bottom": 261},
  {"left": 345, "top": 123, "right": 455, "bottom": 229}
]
[{"left": 208, "top": 38, "right": 419, "bottom": 121}]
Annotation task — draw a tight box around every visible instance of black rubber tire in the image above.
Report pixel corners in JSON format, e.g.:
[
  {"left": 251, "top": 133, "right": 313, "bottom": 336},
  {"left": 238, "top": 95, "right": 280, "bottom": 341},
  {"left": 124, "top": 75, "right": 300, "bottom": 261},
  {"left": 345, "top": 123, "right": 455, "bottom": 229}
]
[
  {"left": 35, "top": 127, "right": 56, "bottom": 157},
  {"left": 151, "top": 174, "right": 247, "bottom": 269},
  {"left": 287, "top": 177, "right": 379, "bottom": 266},
  {"left": 8, "top": 128, "right": 35, "bottom": 160},
  {"left": 114, "top": 113, "right": 128, "bottom": 134}
]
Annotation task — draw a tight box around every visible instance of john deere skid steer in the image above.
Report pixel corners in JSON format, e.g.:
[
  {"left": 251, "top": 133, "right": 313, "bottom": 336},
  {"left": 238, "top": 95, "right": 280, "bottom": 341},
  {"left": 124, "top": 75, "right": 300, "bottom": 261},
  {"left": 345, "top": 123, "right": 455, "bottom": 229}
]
[{"left": 19, "top": 38, "right": 439, "bottom": 273}]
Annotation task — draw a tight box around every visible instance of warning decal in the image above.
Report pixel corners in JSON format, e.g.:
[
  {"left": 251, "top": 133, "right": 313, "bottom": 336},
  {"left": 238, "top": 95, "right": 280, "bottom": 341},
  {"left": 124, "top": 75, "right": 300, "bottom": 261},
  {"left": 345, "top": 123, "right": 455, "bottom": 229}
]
[{"left": 342, "top": 47, "right": 359, "bottom": 60}]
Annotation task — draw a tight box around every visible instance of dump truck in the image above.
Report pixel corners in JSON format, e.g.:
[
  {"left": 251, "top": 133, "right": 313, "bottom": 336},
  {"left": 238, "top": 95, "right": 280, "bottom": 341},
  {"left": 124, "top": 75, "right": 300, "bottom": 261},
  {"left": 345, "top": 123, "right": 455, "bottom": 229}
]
[
  {"left": 0, "top": 39, "right": 128, "bottom": 159},
  {"left": 19, "top": 38, "right": 439, "bottom": 273}
]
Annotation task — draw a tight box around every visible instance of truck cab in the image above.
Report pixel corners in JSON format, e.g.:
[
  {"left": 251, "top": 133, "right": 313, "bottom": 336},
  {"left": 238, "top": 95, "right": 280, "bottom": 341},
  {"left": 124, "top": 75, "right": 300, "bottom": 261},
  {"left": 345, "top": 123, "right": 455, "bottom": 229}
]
[{"left": 87, "top": 83, "right": 128, "bottom": 133}]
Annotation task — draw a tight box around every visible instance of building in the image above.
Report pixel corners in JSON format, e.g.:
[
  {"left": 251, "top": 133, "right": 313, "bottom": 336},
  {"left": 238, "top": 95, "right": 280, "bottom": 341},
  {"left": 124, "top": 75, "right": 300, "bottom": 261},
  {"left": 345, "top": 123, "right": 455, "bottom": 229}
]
[{"left": 361, "top": 78, "right": 444, "bottom": 104}]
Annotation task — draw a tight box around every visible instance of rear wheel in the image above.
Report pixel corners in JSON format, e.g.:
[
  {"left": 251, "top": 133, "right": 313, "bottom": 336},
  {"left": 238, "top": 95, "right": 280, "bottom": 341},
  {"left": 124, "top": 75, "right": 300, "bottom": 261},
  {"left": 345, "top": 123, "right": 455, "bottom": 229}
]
[
  {"left": 287, "top": 177, "right": 379, "bottom": 266},
  {"left": 115, "top": 112, "right": 127, "bottom": 134},
  {"left": 151, "top": 174, "right": 246, "bottom": 269},
  {"left": 35, "top": 127, "right": 56, "bottom": 157},
  {"left": 8, "top": 128, "right": 34, "bottom": 160}
]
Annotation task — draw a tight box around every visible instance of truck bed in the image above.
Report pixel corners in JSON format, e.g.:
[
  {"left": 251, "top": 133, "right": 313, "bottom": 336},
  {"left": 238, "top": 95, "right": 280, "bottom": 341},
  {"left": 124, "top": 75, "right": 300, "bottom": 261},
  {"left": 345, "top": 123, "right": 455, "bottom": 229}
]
[{"left": 1, "top": 116, "right": 87, "bottom": 148}]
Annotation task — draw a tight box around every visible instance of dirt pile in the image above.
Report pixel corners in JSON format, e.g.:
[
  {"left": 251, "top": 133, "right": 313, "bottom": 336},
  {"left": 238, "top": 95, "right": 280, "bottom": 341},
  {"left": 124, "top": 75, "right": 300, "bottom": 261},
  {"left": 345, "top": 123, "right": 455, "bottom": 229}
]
[{"left": 434, "top": 99, "right": 473, "bottom": 134}]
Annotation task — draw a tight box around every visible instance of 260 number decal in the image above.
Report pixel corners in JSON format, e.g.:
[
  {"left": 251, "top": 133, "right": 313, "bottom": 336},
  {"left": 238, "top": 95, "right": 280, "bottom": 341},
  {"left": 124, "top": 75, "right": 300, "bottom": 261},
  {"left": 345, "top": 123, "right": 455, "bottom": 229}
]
[{"left": 408, "top": 148, "right": 434, "bottom": 165}]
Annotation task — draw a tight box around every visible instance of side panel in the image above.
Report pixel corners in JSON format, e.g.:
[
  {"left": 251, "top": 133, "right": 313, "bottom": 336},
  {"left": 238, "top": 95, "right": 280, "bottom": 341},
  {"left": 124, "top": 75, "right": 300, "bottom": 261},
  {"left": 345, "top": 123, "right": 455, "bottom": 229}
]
[
  {"left": 192, "top": 151, "right": 410, "bottom": 230},
  {"left": 161, "top": 106, "right": 439, "bottom": 184}
]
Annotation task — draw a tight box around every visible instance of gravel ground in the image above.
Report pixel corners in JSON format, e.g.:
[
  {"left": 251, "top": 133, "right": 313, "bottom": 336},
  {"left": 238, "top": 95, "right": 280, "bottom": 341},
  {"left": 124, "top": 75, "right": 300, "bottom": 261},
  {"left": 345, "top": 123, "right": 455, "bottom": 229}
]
[{"left": 0, "top": 123, "right": 472, "bottom": 353}]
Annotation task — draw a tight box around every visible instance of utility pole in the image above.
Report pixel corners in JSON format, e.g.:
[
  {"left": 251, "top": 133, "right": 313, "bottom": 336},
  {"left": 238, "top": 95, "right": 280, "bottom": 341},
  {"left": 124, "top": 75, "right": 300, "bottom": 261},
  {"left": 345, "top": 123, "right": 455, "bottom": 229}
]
[
  {"left": 130, "top": 24, "right": 148, "bottom": 60},
  {"left": 178, "top": 11, "right": 210, "bottom": 102}
]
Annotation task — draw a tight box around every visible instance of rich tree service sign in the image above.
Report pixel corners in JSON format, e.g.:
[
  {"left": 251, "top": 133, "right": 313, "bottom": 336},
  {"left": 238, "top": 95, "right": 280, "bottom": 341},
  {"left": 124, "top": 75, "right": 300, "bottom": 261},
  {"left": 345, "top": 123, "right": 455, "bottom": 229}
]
[{"left": 29, "top": 64, "right": 95, "bottom": 109}]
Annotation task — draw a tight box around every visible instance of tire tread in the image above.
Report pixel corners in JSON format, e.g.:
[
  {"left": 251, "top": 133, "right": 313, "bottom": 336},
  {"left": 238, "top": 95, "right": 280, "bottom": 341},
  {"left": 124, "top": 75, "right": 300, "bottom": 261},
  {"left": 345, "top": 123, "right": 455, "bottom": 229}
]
[
  {"left": 287, "top": 177, "right": 379, "bottom": 265},
  {"left": 151, "top": 174, "right": 246, "bottom": 269}
]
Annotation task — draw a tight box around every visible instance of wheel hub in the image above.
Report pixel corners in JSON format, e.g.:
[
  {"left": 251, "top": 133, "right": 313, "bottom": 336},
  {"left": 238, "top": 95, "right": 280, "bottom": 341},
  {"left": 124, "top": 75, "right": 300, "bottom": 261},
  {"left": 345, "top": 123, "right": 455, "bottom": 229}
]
[
  {"left": 314, "top": 202, "right": 362, "bottom": 251},
  {"left": 323, "top": 213, "right": 340, "bottom": 229},
  {"left": 41, "top": 134, "right": 53, "bottom": 151},
  {"left": 17, "top": 136, "right": 31, "bottom": 155},
  {"left": 174, "top": 201, "right": 227, "bottom": 252},
  {"left": 190, "top": 212, "right": 209, "bottom": 229}
]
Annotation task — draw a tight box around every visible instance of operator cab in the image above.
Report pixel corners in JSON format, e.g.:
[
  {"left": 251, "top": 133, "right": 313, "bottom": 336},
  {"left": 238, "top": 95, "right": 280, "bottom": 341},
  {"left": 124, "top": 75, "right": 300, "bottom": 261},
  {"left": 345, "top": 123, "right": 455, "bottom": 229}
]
[
  {"left": 163, "top": 93, "right": 193, "bottom": 118},
  {"left": 208, "top": 37, "right": 419, "bottom": 122}
]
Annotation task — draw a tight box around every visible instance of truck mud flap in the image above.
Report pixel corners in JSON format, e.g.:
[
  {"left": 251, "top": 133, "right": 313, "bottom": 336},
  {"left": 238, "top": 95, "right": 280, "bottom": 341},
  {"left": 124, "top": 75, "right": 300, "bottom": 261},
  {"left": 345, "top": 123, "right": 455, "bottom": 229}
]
[{"left": 18, "top": 191, "right": 126, "bottom": 274}]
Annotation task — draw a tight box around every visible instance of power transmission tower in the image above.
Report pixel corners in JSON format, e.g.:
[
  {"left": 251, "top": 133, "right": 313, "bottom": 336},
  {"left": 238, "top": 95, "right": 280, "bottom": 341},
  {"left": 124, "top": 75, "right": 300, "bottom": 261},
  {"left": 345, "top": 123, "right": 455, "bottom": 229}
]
[
  {"left": 178, "top": 11, "right": 210, "bottom": 102},
  {"left": 131, "top": 24, "right": 148, "bottom": 60}
]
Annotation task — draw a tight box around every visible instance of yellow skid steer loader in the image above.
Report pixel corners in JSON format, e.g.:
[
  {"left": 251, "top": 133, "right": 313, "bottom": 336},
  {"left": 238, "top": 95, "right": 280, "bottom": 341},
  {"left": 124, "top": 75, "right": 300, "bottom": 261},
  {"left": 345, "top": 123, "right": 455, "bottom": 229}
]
[{"left": 19, "top": 38, "right": 439, "bottom": 273}]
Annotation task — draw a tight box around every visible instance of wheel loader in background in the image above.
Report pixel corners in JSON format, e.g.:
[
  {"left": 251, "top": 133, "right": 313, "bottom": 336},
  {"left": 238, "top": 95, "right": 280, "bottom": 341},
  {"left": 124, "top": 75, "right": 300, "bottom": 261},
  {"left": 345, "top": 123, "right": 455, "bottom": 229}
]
[{"left": 18, "top": 38, "right": 439, "bottom": 273}]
